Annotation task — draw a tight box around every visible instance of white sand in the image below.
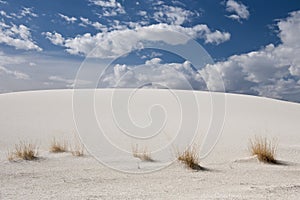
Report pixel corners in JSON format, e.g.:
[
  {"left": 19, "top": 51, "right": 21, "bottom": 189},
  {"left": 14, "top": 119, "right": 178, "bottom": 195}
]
[{"left": 0, "top": 89, "right": 299, "bottom": 199}]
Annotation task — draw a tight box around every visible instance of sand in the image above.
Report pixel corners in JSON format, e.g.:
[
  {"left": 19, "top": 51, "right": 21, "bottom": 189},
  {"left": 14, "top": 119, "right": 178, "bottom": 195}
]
[{"left": 0, "top": 89, "right": 299, "bottom": 199}]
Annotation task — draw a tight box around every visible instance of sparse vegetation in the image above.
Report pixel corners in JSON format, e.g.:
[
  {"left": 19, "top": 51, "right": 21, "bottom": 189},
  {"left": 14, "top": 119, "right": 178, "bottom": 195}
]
[
  {"left": 49, "top": 138, "right": 68, "bottom": 153},
  {"left": 132, "top": 144, "right": 154, "bottom": 162},
  {"left": 70, "top": 143, "right": 85, "bottom": 157},
  {"left": 249, "top": 136, "right": 277, "bottom": 164},
  {"left": 177, "top": 146, "right": 204, "bottom": 170},
  {"left": 7, "top": 141, "right": 38, "bottom": 161}
]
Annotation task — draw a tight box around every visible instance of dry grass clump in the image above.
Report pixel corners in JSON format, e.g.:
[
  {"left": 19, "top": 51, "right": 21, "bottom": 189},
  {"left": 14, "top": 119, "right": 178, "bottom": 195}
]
[
  {"left": 132, "top": 144, "right": 154, "bottom": 162},
  {"left": 7, "top": 141, "right": 38, "bottom": 161},
  {"left": 70, "top": 143, "right": 85, "bottom": 157},
  {"left": 49, "top": 138, "right": 68, "bottom": 153},
  {"left": 177, "top": 146, "right": 203, "bottom": 170},
  {"left": 249, "top": 136, "right": 277, "bottom": 164}
]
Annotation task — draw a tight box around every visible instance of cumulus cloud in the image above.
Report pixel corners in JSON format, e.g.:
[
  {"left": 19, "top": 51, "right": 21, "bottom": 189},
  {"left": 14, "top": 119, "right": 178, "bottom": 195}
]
[
  {"left": 45, "top": 23, "right": 230, "bottom": 58},
  {"left": 200, "top": 10, "right": 300, "bottom": 102},
  {"left": 100, "top": 58, "right": 206, "bottom": 90},
  {"left": 44, "top": 32, "right": 64, "bottom": 45},
  {"left": 138, "top": 11, "right": 147, "bottom": 17},
  {"left": 225, "top": 0, "right": 249, "bottom": 22},
  {"left": 58, "top": 13, "right": 77, "bottom": 23},
  {"left": 89, "top": 0, "right": 125, "bottom": 16},
  {"left": 153, "top": 5, "right": 195, "bottom": 25},
  {"left": 20, "top": 7, "right": 38, "bottom": 18},
  {"left": 0, "top": 10, "right": 12, "bottom": 18},
  {"left": 79, "top": 17, "right": 107, "bottom": 31},
  {"left": 0, "top": 22, "right": 42, "bottom": 51}
]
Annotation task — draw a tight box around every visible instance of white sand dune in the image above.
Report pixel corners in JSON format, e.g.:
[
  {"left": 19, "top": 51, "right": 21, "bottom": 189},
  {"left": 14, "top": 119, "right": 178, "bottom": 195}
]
[{"left": 0, "top": 89, "right": 300, "bottom": 199}]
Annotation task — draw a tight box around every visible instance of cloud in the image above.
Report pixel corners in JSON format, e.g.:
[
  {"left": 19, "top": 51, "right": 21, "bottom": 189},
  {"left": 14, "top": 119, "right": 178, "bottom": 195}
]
[
  {"left": 0, "top": 52, "right": 34, "bottom": 80},
  {"left": 44, "top": 32, "right": 64, "bottom": 45},
  {"left": 138, "top": 11, "right": 147, "bottom": 17},
  {"left": 89, "top": 0, "right": 121, "bottom": 8},
  {"left": 79, "top": 17, "right": 107, "bottom": 31},
  {"left": 0, "top": 10, "right": 12, "bottom": 18},
  {"left": 139, "top": 51, "right": 163, "bottom": 60},
  {"left": 0, "top": 51, "right": 85, "bottom": 93},
  {"left": 0, "top": 22, "right": 42, "bottom": 51},
  {"left": 58, "top": 13, "right": 77, "bottom": 23},
  {"left": 45, "top": 23, "right": 230, "bottom": 58},
  {"left": 225, "top": 0, "right": 250, "bottom": 22},
  {"left": 153, "top": 5, "right": 195, "bottom": 25},
  {"left": 29, "top": 62, "right": 36, "bottom": 67},
  {"left": 0, "top": 0, "right": 7, "bottom": 4},
  {"left": 0, "top": 51, "right": 26, "bottom": 65},
  {"left": 0, "top": 66, "right": 30, "bottom": 80},
  {"left": 200, "top": 10, "right": 300, "bottom": 102},
  {"left": 100, "top": 58, "right": 206, "bottom": 90},
  {"left": 48, "top": 75, "right": 74, "bottom": 88},
  {"left": 89, "top": 0, "right": 125, "bottom": 16},
  {"left": 20, "top": 7, "right": 38, "bottom": 18},
  {"left": 48, "top": 75, "right": 92, "bottom": 88}
]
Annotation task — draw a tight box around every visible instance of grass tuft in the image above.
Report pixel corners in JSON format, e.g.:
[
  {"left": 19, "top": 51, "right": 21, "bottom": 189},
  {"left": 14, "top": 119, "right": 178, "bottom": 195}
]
[
  {"left": 70, "top": 143, "right": 85, "bottom": 157},
  {"left": 132, "top": 144, "right": 154, "bottom": 162},
  {"left": 49, "top": 138, "right": 68, "bottom": 153},
  {"left": 177, "top": 146, "right": 204, "bottom": 170},
  {"left": 7, "top": 141, "right": 38, "bottom": 161},
  {"left": 249, "top": 136, "right": 277, "bottom": 164}
]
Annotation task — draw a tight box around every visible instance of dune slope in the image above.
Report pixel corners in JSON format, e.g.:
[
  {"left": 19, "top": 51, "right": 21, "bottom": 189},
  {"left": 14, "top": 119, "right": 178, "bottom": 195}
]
[{"left": 0, "top": 89, "right": 299, "bottom": 199}]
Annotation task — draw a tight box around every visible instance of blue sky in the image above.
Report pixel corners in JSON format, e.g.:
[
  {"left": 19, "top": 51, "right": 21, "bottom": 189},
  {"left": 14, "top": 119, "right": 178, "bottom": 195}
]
[{"left": 1, "top": 0, "right": 300, "bottom": 102}]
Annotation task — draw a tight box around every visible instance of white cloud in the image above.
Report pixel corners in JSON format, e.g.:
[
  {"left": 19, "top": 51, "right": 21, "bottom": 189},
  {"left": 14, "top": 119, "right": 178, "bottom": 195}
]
[
  {"left": 138, "top": 11, "right": 147, "bottom": 17},
  {"left": 0, "top": 53, "right": 32, "bottom": 90},
  {"left": 0, "top": 22, "right": 42, "bottom": 51},
  {"left": 89, "top": 0, "right": 125, "bottom": 16},
  {"left": 6, "top": 7, "right": 38, "bottom": 20},
  {"left": 277, "top": 11, "right": 300, "bottom": 49},
  {"left": 58, "top": 13, "right": 77, "bottom": 23},
  {"left": 0, "top": 66, "right": 30, "bottom": 80},
  {"left": 0, "top": 0, "right": 7, "bottom": 4},
  {"left": 49, "top": 75, "right": 74, "bottom": 84},
  {"left": 90, "top": 0, "right": 121, "bottom": 8},
  {"left": 124, "top": 21, "right": 149, "bottom": 29},
  {"left": 153, "top": 5, "right": 195, "bottom": 25},
  {"left": 139, "top": 51, "right": 163, "bottom": 60},
  {"left": 79, "top": 17, "right": 107, "bottom": 31},
  {"left": 100, "top": 58, "right": 206, "bottom": 90},
  {"left": 0, "top": 52, "right": 86, "bottom": 93},
  {"left": 153, "top": 1, "right": 164, "bottom": 6},
  {"left": 200, "top": 10, "right": 300, "bottom": 102},
  {"left": 45, "top": 23, "right": 230, "bottom": 58},
  {"left": 29, "top": 62, "right": 36, "bottom": 67},
  {"left": 48, "top": 75, "right": 92, "bottom": 88},
  {"left": 0, "top": 10, "right": 12, "bottom": 18},
  {"left": 20, "top": 7, "right": 38, "bottom": 18},
  {"left": 44, "top": 32, "right": 64, "bottom": 45},
  {"left": 0, "top": 52, "right": 26, "bottom": 67},
  {"left": 225, "top": 0, "right": 249, "bottom": 22}
]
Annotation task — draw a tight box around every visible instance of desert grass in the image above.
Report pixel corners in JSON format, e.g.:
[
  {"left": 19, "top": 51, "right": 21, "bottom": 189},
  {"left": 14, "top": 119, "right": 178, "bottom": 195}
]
[
  {"left": 132, "top": 144, "right": 154, "bottom": 162},
  {"left": 70, "top": 133, "right": 86, "bottom": 156},
  {"left": 249, "top": 136, "right": 277, "bottom": 164},
  {"left": 7, "top": 141, "right": 38, "bottom": 161},
  {"left": 70, "top": 143, "right": 85, "bottom": 157},
  {"left": 177, "top": 146, "right": 204, "bottom": 170},
  {"left": 49, "top": 138, "right": 68, "bottom": 153}
]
